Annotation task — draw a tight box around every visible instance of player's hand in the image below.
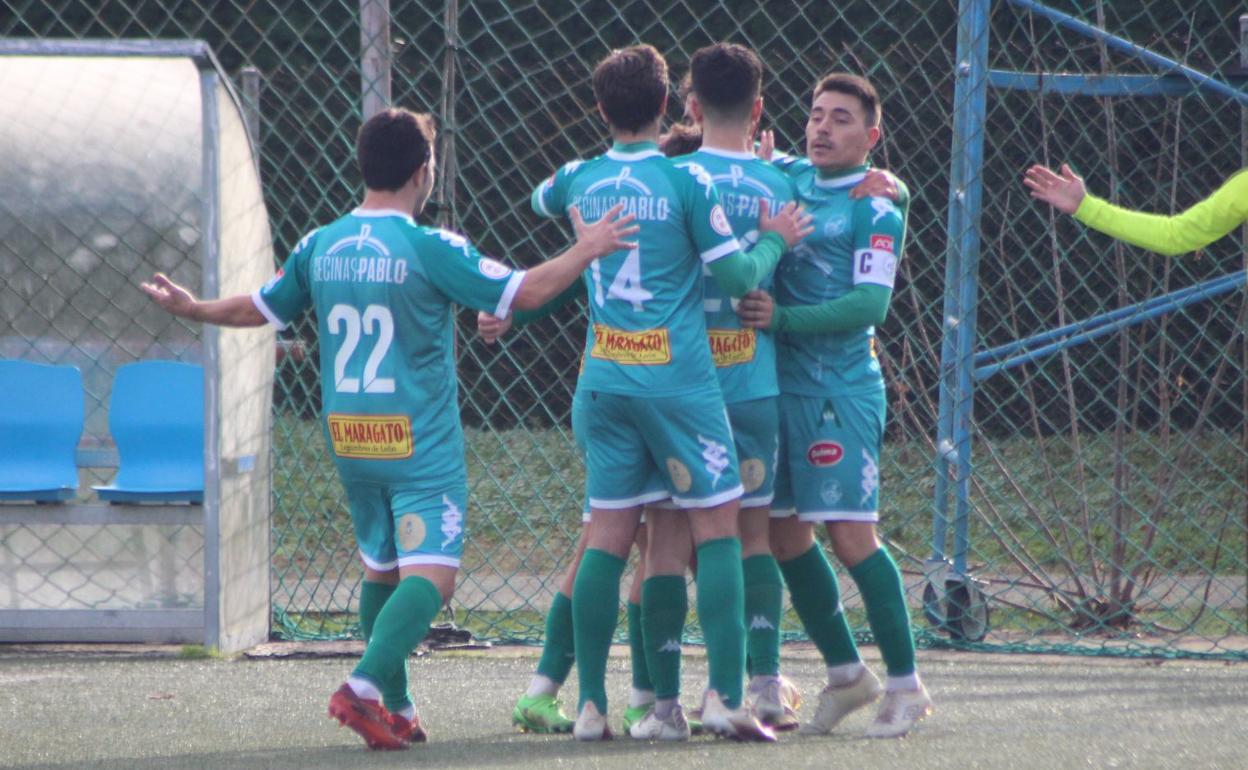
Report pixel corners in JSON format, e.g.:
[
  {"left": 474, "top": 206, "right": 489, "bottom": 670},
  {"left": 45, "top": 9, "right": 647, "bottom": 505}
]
[
  {"left": 140, "top": 272, "right": 199, "bottom": 319},
  {"left": 569, "top": 203, "right": 639, "bottom": 259},
  {"left": 477, "top": 311, "right": 512, "bottom": 345},
  {"left": 737, "top": 289, "right": 775, "bottom": 329},
  {"left": 758, "top": 199, "right": 814, "bottom": 248},
  {"left": 850, "top": 169, "right": 900, "bottom": 201},
  {"left": 1024, "top": 163, "right": 1086, "bottom": 215},
  {"left": 755, "top": 129, "right": 775, "bottom": 161}
]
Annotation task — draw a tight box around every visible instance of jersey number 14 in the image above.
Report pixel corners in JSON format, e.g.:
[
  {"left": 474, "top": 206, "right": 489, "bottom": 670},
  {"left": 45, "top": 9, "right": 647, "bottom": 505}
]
[{"left": 591, "top": 248, "right": 653, "bottom": 311}]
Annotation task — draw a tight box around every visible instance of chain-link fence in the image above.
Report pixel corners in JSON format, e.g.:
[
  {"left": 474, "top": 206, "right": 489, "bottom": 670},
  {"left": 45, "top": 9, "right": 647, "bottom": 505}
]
[{"left": 2, "top": 0, "right": 1244, "bottom": 658}]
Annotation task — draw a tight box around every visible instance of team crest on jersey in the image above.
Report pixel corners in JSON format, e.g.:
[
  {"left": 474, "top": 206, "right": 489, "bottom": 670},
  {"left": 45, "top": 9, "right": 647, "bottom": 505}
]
[
  {"left": 710, "top": 204, "right": 733, "bottom": 237},
  {"left": 478, "top": 258, "right": 511, "bottom": 279},
  {"left": 824, "top": 215, "right": 848, "bottom": 237},
  {"left": 262, "top": 268, "right": 284, "bottom": 292},
  {"left": 396, "top": 513, "right": 427, "bottom": 552}
]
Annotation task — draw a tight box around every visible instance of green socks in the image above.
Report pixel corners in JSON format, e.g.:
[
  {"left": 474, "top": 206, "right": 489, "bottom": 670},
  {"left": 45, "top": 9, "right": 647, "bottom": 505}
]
[
  {"left": 695, "top": 537, "right": 746, "bottom": 709},
  {"left": 536, "top": 591, "right": 576, "bottom": 684},
  {"left": 848, "top": 547, "right": 917, "bottom": 677},
  {"left": 358, "top": 580, "right": 396, "bottom": 642},
  {"left": 742, "top": 554, "right": 783, "bottom": 678},
  {"left": 627, "top": 600, "right": 655, "bottom": 694},
  {"left": 572, "top": 549, "right": 626, "bottom": 713},
  {"left": 779, "top": 544, "right": 860, "bottom": 666},
  {"left": 640, "top": 575, "right": 687, "bottom": 700},
  {"left": 352, "top": 576, "right": 443, "bottom": 709},
  {"left": 358, "top": 580, "right": 406, "bottom": 710}
]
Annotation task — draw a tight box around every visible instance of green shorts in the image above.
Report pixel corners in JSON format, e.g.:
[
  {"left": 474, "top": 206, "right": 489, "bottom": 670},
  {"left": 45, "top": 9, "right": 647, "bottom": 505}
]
[
  {"left": 772, "top": 390, "right": 884, "bottom": 522},
  {"left": 575, "top": 385, "right": 742, "bottom": 510},
  {"left": 727, "top": 396, "right": 780, "bottom": 509},
  {"left": 342, "top": 479, "right": 466, "bottom": 570}
]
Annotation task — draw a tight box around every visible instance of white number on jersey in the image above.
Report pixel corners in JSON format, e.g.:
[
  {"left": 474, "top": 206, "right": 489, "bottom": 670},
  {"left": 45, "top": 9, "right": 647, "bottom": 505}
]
[
  {"left": 591, "top": 247, "right": 653, "bottom": 312},
  {"left": 327, "top": 303, "right": 396, "bottom": 393}
]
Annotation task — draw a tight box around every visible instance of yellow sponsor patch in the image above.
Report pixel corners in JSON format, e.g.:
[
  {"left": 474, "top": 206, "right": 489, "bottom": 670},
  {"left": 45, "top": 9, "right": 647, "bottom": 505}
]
[
  {"left": 740, "top": 458, "right": 766, "bottom": 493},
  {"left": 590, "top": 324, "right": 671, "bottom": 365},
  {"left": 396, "top": 513, "right": 427, "bottom": 552},
  {"left": 327, "top": 414, "right": 413, "bottom": 459},
  {"left": 666, "top": 458, "right": 692, "bottom": 493},
  {"left": 708, "top": 328, "right": 756, "bottom": 367}
]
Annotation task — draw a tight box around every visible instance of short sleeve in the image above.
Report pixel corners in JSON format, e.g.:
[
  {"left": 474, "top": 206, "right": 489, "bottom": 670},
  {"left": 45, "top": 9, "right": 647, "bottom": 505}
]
[
  {"left": 531, "top": 159, "right": 583, "bottom": 219},
  {"left": 851, "top": 195, "right": 906, "bottom": 289},
  {"left": 419, "top": 229, "right": 527, "bottom": 318},
  {"left": 681, "top": 162, "right": 743, "bottom": 264},
  {"left": 252, "top": 227, "right": 319, "bottom": 330}
]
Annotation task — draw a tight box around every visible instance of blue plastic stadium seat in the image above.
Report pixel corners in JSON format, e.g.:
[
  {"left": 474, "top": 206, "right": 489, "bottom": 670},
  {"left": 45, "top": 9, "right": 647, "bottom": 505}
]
[
  {"left": 94, "top": 361, "right": 204, "bottom": 504},
  {"left": 0, "top": 360, "right": 85, "bottom": 502}
]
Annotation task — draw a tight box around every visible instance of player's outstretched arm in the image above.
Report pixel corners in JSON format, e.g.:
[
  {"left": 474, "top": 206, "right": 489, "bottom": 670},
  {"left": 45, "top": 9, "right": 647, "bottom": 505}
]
[
  {"left": 742, "top": 284, "right": 892, "bottom": 333},
  {"left": 1023, "top": 163, "right": 1086, "bottom": 215},
  {"left": 511, "top": 203, "right": 637, "bottom": 311},
  {"left": 141, "top": 273, "right": 266, "bottom": 327},
  {"left": 707, "top": 199, "right": 814, "bottom": 297}
]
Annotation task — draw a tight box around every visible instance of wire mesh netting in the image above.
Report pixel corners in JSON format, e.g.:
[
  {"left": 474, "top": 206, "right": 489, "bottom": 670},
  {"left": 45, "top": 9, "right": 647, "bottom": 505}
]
[{"left": 2, "top": 0, "right": 1244, "bottom": 658}]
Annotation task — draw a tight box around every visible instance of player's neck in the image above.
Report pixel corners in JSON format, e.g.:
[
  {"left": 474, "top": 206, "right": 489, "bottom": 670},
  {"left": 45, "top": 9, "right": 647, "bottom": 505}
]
[
  {"left": 610, "top": 118, "right": 661, "bottom": 147},
  {"left": 358, "top": 188, "right": 418, "bottom": 217},
  {"left": 815, "top": 160, "right": 870, "bottom": 179},
  {"left": 699, "top": 122, "right": 751, "bottom": 155}
]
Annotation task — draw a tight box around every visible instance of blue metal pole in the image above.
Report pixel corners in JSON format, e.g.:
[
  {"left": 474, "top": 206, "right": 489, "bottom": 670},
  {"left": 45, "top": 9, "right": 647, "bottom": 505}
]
[
  {"left": 975, "top": 271, "right": 1248, "bottom": 366},
  {"left": 1007, "top": 0, "right": 1248, "bottom": 107},
  {"left": 974, "top": 274, "right": 1246, "bottom": 381},
  {"left": 949, "top": 0, "right": 992, "bottom": 577}
]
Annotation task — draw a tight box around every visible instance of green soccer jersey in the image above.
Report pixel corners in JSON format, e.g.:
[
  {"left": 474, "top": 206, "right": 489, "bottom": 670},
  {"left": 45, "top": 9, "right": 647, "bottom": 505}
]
[
  {"left": 772, "top": 159, "right": 908, "bottom": 397},
  {"left": 532, "top": 141, "right": 742, "bottom": 397},
  {"left": 254, "top": 209, "right": 526, "bottom": 484},
  {"left": 675, "top": 148, "right": 795, "bottom": 403}
]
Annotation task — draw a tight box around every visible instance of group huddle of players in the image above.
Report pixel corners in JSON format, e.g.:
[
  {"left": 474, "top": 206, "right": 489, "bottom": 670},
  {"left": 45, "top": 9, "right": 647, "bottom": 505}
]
[{"left": 142, "top": 39, "right": 933, "bottom": 751}]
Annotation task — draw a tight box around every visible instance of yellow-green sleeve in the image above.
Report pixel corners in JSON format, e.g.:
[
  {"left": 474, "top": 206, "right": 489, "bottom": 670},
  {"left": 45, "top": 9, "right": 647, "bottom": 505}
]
[{"left": 1072, "top": 169, "right": 1248, "bottom": 257}]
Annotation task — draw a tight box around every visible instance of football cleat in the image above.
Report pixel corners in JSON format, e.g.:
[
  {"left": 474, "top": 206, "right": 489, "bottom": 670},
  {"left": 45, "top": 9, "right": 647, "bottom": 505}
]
[
  {"left": 748, "top": 676, "right": 801, "bottom": 731},
  {"left": 387, "top": 711, "right": 428, "bottom": 743},
  {"left": 799, "top": 667, "right": 883, "bottom": 735},
  {"left": 622, "top": 703, "right": 652, "bottom": 735},
  {"left": 512, "top": 693, "right": 574, "bottom": 734},
  {"left": 700, "top": 689, "right": 777, "bottom": 742},
  {"left": 573, "top": 700, "right": 613, "bottom": 741},
  {"left": 327, "top": 683, "right": 408, "bottom": 751},
  {"left": 628, "top": 705, "right": 691, "bottom": 741},
  {"left": 865, "top": 684, "right": 933, "bottom": 738}
]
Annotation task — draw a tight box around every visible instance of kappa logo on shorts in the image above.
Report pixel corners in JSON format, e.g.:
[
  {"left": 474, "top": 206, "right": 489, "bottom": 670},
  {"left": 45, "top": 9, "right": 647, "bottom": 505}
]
[
  {"left": 860, "top": 449, "right": 879, "bottom": 506},
  {"left": 441, "top": 495, "right": 463, "bottom": 548},
  {"left": 397, "top": 513, "right": 427, "bottom": 552},
  {"left": 806, "top": 441, "right": 844, "bottom": 467},
  {"left": 698, "top": 435, "right": 730, "bottom": 488}
]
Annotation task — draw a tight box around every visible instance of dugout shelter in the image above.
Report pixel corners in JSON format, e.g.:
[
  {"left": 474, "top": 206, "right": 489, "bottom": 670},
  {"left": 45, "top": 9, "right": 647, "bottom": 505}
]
[{"left": 0, "top": 40, "right": 275, "bottom": 652}]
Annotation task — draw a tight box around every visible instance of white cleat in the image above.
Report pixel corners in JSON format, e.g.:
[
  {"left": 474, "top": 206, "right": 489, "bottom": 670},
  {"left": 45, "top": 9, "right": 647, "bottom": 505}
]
[
  {"left": 573, "top": 701, "right": 613, "bottom": 741},
  {"left": 628, "top": 705, "right": 691, "bottom": 741},
  {"left": 865, "top": 684, "right": 933, "bottom": 739},
  {"left": 700, "top": 689, "right": 777, "bottom": 742},
  {"left": 749, "top": 675, "right": 801, "bottom": 732},
  {"left": 799, "top": 667, "right": 884, "bottom": 735}
]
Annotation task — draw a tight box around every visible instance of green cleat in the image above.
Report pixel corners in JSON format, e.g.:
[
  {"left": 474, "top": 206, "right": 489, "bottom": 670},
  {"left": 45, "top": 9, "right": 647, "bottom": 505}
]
[
  {"left": 622, "top": 704, "right": 652, "bottom": 735},
  {"left": 512, "top": 693, "right": 575, "bottom": 734}
]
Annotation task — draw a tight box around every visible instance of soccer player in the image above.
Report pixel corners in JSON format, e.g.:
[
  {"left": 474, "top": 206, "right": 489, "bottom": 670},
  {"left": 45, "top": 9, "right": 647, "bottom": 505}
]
[
  {"left": 739, "top": 72, "right": 933, "bottom": 738},
  {"left": 1024, "top": 163, "right": 1248, "bottom": 256},
  {"left": 530, "top": 44, "right": 810, "bottom": 741},
  {"left": 140, "top": 107, "right": 637, "bottom": 751},
  {"left": 634, "top": 41, "right": 802, "bottom": 737}
]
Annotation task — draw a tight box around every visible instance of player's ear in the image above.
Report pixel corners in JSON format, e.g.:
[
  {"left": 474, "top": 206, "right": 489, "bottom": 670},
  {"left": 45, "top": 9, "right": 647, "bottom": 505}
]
[
  {"left": 751, "top": 97, "right": 763, "bottom": 124},
  {"left": 865, "top": 124, "right": 882, "bottom": 151},
  {"left": 597, "top": 103, "right": 610, "bottom": 126},
  {"left": 688, "top": 94, "right": 703, "bottom": 125}
]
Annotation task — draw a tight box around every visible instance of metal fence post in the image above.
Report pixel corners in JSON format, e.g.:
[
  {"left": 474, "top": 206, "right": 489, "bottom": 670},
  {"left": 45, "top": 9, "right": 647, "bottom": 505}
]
[
  {"left": 436, "top": 0, "right": 459, "bottom": 231},
  {"left": 360, "top": 0, "right": 391, "bottom": 120},
  {"left": 239, "top": 66, "right": 261, "bottom": 175}
]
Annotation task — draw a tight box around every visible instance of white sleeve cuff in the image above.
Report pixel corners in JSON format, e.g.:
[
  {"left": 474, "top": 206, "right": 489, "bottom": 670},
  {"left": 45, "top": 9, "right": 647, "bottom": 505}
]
[
  {"left": 700, "top": 238, "right": 741, "bottom": 264},
  {"left": 250, "top": 290, "right": 289, "bottom": 330},
  {"left": 494, "top": 270, "right": 527, "bottom": 318}
]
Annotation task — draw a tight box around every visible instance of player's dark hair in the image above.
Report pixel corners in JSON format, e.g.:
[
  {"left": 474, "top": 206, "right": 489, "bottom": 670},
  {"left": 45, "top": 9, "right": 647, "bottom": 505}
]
[
  {"left": 356, "top": 108, "right": 437, "bottom": 191},
  {"left": 690, "top": 42, "right": 762, "bottom": 122},
  {"left": 592, "top": 45, "right": 668, "bottom": 133},
  {"left": 660, "top": 123, "right": 703, "bottom": 157},
  {"left": 813, "top": 73, "right": 881, "bottom": 128}
]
